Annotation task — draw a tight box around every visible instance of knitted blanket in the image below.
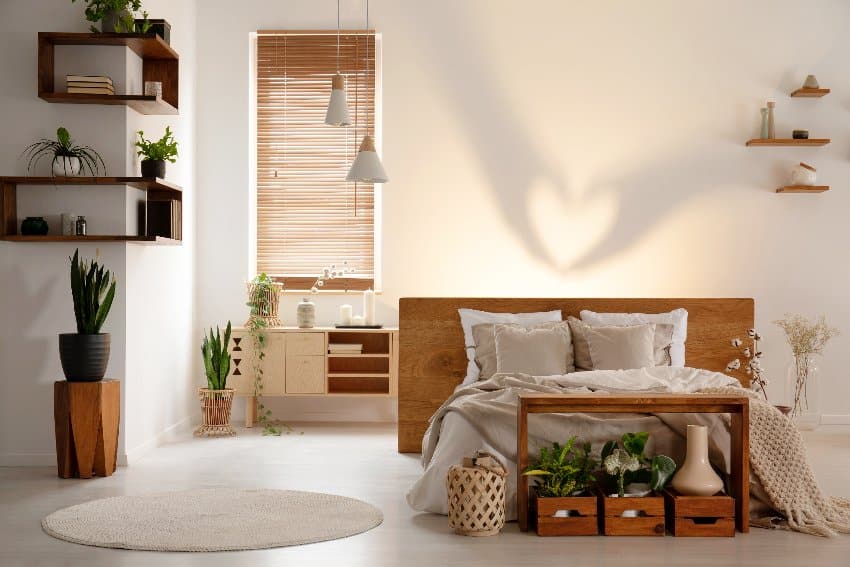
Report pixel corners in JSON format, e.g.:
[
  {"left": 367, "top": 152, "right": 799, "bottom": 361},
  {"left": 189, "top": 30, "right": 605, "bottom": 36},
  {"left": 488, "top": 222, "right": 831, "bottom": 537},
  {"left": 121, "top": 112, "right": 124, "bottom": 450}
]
[{"left": 710, "top": 386, "right": 850, "bottom": 537}]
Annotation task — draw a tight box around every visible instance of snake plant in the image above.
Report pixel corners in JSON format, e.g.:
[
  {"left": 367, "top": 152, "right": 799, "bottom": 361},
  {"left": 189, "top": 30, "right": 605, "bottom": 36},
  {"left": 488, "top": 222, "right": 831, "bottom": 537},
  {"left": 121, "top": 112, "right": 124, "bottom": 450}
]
[
  {"left": 202, "top": 321, "right": 232, "bottom": 390},
  {"left": 69, "top": 249, "right": 116, "bottom": 334}
]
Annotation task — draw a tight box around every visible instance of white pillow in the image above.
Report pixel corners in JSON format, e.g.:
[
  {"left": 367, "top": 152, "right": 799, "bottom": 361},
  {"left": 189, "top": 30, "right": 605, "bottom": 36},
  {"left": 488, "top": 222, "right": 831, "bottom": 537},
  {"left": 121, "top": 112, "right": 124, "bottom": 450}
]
[
  {"left": 579, "top": 308, "right": 688, "bottom": 367},
  {"left": 458, "top": 308, "right": 562, "bottom": 385}
]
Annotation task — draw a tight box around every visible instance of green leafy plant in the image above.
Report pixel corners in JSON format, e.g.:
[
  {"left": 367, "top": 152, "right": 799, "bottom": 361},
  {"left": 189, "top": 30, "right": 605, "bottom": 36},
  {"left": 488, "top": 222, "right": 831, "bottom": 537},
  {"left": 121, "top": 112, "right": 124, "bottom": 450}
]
[
  {"left": 69, "top": 249, "right": 116, "bottom": 334},
  {"left": 601, "top": 432, "right": 676, "bottom": 498},
  {"left": 201, "top": 321, "right": 232, "bottom": 390},
  {"left": 22, "top": 127, "right": 105, "bottom": 176},
  {"left": 522, "top": 437, "right": 597, "bottom": 497},
  {"left": 71, "top": 0, "right": 145, "bottom": 33},
  {"left": 135, "top": 126, "right": 178, "bottom": 163}
]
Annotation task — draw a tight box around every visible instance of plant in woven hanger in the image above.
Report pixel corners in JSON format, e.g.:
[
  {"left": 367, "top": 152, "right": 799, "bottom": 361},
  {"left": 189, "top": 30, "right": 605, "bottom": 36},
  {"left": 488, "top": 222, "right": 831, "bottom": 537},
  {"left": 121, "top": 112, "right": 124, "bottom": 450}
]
[
  {"left": 726, "top": 328, "right": 768, "bottom": 400},
  {"left": 522, "top": 437, "right": 597, "bottom": 497},
  {"left": 601, "top": 432, "right": 676, "bottom": 498},
  {"left": 201, "top": 321, "right": 232, "bottom": 390},
  {"left": 69, "top": 249, "right": 116, "bottom": 334}
]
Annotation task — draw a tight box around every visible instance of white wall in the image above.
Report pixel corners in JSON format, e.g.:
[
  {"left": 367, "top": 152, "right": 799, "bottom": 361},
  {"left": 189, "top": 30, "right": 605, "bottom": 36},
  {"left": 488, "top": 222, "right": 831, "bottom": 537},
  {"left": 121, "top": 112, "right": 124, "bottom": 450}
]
[
  {"left": 197, "top": 0, "right": 850, "bottom": 421},
  {"left": 0, "top": 0, "right": 198, "bottom": 465}
]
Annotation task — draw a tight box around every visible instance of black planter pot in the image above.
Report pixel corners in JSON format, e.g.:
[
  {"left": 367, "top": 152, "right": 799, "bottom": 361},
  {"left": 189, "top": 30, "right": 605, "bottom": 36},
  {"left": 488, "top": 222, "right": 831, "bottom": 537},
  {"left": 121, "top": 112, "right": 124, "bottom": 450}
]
[
  {"left": 59, "top": 333, "right": 110, "bottom": 382},
  {"left": 141, "top": 159, "right": 166, "bottom": 178}
]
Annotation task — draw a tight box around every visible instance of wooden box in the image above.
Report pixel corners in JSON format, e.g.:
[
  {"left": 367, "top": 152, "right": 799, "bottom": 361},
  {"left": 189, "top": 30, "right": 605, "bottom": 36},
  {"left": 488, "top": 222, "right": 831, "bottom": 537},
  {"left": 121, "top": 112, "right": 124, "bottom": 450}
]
[
  {"left": 531, "top": 490, "right": 598, "bottom": 536},
  {"left": 599, "top": 490, "right": 665, "bottom": 536},
  {"left": 664, "top": 489, "right": 735, "bottom": 537}
]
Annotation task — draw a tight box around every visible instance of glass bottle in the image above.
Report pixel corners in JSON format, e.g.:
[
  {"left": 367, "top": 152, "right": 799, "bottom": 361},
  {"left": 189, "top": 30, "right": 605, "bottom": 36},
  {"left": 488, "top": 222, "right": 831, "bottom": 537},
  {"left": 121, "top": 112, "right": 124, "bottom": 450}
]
[{"left": 75, "top": 216, "right": 87, "bottom": 236}]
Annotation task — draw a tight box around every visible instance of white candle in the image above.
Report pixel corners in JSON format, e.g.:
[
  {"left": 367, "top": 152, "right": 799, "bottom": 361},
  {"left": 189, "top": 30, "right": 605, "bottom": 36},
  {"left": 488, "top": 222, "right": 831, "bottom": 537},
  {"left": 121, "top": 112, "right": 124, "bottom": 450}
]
[
  {"left": 351, "top": 315, "right": 365, "bottom": 326},
  {"left": 339, "top": 304, "right": 353, "bottom": 326},
  {"left": 363, "top": 288, "right": 375, "bottom": 326}
]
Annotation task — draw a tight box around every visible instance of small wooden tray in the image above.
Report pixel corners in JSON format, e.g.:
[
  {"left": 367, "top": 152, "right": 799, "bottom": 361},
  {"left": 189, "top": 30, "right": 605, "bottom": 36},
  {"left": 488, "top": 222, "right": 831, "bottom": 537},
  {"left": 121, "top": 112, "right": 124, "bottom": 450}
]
[
  {"left": 334, "top": 324, "right": 383, "bottom": 329},
  {"left": 531, "top": 491, "right": 598, "bottom": 536},
  {"left": 599, "top": 490, "right": 665, "bottom": 536},
  {"left": 664, "top": 488, "right": 735, "bottom": 537}
]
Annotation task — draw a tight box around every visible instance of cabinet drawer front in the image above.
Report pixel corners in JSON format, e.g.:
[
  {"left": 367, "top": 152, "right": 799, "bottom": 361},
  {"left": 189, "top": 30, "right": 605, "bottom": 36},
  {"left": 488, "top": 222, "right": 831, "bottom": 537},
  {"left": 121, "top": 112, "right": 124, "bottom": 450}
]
[
  {"left": 286, "top": 356, "right": 325, "bottom": 394},
  {"left": 286, "top": 333, "right": 325, "bottom": 356}
]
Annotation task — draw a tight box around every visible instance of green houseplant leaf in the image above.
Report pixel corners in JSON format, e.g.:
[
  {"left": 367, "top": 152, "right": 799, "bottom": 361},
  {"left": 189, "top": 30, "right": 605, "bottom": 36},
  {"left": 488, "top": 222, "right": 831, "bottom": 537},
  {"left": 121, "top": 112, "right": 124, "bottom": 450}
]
[
  {"left": 201, "top": 321, "right": 232, "bottom": 390},
  {"left": 649, "top": 454, "right": 677, "bottom": 491},
  {"left": 69, "top": 249, "right": 116, "bottom": 334},
  {"left": 522, "top": 437, "right": 597, "bottom": 498}
]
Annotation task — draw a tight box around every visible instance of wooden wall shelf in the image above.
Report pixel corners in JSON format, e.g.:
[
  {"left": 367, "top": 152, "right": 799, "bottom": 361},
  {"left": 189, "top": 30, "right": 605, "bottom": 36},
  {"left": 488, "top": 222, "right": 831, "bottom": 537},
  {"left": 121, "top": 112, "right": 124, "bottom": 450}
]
[
  {"left": 746, "top": 138, "right": 830, "bottom": 147},
  {"left": 1, "top": 235, "right": 180, "bottom": 244},
  {"left": 0, "top": 177, "right": 183, "bottom": 242},
  {"left": 791, "top": 87, "right": 830, "bottom": 98},
  {"left": 38, "top": 32, "right": 179, "bottom": 115},
  {"left": 776, "top": 185, "right": 829, "bottom": 194}
]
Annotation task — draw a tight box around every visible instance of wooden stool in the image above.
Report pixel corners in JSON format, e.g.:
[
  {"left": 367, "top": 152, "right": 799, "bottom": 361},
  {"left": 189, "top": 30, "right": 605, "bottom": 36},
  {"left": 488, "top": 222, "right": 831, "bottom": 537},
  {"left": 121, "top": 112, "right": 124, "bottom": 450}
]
[{"left": 53, "top": 380, "right": 120, "bottom": 479}]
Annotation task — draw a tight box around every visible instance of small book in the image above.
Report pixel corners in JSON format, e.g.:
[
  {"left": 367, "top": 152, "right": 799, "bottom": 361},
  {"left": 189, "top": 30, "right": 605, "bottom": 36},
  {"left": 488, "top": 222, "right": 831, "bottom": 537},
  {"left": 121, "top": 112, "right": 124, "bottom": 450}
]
[
  {"left": 67, "top": 87, "right": 116, "bottom": 95},
  {"left": 67, "top": 81, "right": 115, "bottom": 90},
  {"left": 328, "top": 343, "right": 363, "bottom": 353},
  {"left": 66, "top": 75, "right": 113, "bottom": 84}
]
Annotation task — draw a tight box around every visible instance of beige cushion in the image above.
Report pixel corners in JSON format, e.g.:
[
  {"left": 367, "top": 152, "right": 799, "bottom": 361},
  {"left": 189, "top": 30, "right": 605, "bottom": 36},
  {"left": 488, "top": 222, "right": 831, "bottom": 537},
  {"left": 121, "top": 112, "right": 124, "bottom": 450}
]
[
  {"left": 569, "top": 316, "right": 673, "bottom": 370},
  {"left": 494, "top": 323, "right": 572, "bottom": 376},
  {"left": 585, "top": 324, "right": 656, "bottom": 370},
  {"left": 473, "top": 322, "right": 574, "bottom": 379}
]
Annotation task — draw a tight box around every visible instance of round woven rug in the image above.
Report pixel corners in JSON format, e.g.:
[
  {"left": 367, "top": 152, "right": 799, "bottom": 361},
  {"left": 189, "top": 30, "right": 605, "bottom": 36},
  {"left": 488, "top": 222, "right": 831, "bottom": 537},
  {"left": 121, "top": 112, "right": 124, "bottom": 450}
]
[{"left": 42, "top": 488, "right": 383, "bottom": 552}]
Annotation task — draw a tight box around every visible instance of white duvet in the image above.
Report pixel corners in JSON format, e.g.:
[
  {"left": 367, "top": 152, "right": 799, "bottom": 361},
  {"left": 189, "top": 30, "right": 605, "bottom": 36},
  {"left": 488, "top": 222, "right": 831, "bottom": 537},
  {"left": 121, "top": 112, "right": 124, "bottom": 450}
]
[{"left": 406, "top": 367, "right": 745, "bottom": 519}]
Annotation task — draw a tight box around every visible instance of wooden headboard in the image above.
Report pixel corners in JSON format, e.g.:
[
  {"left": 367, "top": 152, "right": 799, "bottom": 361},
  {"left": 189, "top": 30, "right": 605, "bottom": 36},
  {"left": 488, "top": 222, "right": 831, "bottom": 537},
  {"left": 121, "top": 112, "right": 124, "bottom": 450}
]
[{"left": 397, "top": 297, "right": 754, "bottom": 453}]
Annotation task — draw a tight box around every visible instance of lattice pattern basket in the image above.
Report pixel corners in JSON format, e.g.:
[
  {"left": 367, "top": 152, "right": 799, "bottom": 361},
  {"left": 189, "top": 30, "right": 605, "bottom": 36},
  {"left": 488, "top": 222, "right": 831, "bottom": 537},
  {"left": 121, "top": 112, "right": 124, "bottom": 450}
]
[
  {"left": 195, "top": 388, "right": 235, "bottom": 437},
  {"left": 244, "top": 281, "right": 283, "bottom": 326},
  {"left": 446, "top": 451, "right": 508, "bottom": 536}
]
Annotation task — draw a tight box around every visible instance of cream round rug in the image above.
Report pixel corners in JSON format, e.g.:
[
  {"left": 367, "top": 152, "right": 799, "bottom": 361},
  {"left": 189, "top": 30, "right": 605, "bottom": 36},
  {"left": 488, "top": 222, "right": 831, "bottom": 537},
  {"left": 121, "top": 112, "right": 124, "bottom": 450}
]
[{"left": 42, "top": 488, "right": 383, "bottom": 552}]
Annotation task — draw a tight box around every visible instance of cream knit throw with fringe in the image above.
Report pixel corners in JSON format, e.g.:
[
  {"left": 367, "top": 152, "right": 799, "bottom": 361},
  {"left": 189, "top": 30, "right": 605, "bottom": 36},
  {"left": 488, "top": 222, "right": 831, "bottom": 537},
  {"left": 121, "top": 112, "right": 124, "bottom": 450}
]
[{"left": 707, "top": 387, "right": 850, "bottom": 537}]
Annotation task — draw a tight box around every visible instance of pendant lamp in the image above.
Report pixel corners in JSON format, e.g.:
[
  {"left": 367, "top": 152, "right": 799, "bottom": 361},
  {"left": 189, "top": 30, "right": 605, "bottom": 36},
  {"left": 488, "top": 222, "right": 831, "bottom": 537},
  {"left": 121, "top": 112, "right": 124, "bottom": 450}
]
[
  {"left": 325, "top": 0, "right": 351, "bottom": 126},
  {"left": 347, "top": 0, "right": 388, "bottom": 183}
]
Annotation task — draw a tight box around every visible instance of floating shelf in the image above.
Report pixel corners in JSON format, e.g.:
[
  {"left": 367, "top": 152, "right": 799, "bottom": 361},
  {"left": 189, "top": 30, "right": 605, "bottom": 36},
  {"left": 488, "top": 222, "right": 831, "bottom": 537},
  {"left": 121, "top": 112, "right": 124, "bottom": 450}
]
[
  {"left": 0, "top": 176, "right": 181, "bottom": 196},
  {"left": 38, "top": 32, "right": 179, "bottom": 115},
  {"left": 776, "top": 185, "right": 830, "bottom": 194},
  {"left": 0, "top": 235, "right": 180, "bottom": 245},
  {"left": 791, "top": 87, "right": 830, "bottom": 98},
  {"left": 38, "top": 93, "right": 178, "bottom": 115},
  {"left": 746, "top": 138, "right": 830, "bottom": 147}
]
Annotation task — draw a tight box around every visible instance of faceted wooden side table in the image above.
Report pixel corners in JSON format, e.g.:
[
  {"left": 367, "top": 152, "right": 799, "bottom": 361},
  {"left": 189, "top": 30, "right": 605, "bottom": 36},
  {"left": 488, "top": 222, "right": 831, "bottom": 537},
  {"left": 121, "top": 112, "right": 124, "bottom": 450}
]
[{"left": 53, "top": 380, "right": 120, "bottom": 479}]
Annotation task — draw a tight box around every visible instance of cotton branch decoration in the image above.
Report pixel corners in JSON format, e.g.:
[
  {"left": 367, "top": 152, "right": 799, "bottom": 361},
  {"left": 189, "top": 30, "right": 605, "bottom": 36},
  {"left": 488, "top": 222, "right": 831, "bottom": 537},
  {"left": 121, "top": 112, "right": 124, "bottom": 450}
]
[
  {"left": 311, "top": 261, "right": 354, "bottom": 293},
  {"left": 726, "top": 328, "right": 768, "bottom": 399}
]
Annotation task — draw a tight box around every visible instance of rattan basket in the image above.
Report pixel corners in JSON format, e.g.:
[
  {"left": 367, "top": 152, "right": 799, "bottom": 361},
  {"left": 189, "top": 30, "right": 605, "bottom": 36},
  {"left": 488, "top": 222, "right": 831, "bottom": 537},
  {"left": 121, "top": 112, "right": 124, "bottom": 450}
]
[
  {"left": 244, "top": 281, "right": 283, "bottom": 327},
  {"left": 446, "top": 451, "right": 508, "bottom": 536},
  {"left": 195, "top": 388, "right": 235, "bottom": 437}
]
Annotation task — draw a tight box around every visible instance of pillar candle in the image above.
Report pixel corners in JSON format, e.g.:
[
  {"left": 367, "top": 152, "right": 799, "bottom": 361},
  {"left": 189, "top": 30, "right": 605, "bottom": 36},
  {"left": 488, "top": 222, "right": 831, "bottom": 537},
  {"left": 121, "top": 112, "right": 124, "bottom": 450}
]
[
  {"left": 339, "top": 304, "right": 353, "bottom": 325},
  {"left": 363, "top": 288, "right": 376, "bottom": 325},
  {"left": 351, "top": 315, "right": 365, "bottom": 326}
]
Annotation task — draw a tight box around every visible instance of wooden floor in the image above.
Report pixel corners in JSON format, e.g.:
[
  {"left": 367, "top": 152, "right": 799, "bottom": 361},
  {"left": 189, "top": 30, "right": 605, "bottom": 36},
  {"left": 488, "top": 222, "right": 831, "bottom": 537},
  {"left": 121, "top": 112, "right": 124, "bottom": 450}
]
[{"left": 1, "top": 423, "right": 849, "bottom": 566}]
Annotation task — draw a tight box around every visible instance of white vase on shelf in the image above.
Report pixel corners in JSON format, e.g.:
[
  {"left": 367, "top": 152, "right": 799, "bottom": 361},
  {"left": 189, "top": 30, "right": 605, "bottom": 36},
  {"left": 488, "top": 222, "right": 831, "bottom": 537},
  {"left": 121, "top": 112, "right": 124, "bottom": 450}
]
[
  {"left": 671, "top": 425, "right": 724, "bottom": 496},
  {"left": 790, "top": 162, "right": 817, "bottom": 186}
]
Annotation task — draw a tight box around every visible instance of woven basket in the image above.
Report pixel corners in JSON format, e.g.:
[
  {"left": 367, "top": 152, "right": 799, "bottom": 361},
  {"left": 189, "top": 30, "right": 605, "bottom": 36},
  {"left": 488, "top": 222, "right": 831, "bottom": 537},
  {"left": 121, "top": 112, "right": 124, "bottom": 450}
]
[
  {"left": 195, "top": 388, "right": 235, "bottom": 437},
  {"left": 244, "top": 281, "right": 283, "bottom": 327},
  {"left": 446, "top": 451, "right": 508, "bottom": 536}
]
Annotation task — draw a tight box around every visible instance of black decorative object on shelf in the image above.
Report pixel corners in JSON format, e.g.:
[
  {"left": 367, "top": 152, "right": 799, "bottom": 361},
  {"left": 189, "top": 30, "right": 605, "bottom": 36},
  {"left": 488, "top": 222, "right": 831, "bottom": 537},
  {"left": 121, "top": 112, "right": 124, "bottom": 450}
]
[
  {"left": 792, "top": 129, "right": 809, "bottom": 140},
  {"left": 141, "top": 159, "right": 165, "bottom": 178},
  {"left": 135, "top": 18, "right": 171, "bottom": 44},
  {"left": 21, "top": 216, "right": 49, "bottom": 235},
  {"left": 75, "top": 216, "right": 87, "bottom": 236}
]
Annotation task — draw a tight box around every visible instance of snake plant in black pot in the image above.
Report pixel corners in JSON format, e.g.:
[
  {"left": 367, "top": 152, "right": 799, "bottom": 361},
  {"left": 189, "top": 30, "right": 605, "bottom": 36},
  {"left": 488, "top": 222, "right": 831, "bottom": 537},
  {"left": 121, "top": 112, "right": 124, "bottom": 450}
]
[{"left": 59, "top": 249, "right": 117, "bottom": 381}]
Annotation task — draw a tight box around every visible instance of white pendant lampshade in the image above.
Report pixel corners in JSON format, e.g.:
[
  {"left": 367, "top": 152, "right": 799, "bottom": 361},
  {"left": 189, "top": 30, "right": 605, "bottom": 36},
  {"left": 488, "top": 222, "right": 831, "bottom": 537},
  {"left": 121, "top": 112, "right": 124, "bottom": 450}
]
[
  {"left": 346, "top": 135, "right": 388, "bottom": 183},
  {"left": 324, "top": 73, "right": 351, "bottom": 126}
]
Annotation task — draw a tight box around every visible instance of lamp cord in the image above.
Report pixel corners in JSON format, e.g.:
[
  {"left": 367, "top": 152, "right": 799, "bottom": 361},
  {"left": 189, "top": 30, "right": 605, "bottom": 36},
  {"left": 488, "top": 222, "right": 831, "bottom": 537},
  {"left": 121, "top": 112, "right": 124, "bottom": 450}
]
[{"left": 336, "top": 0, "right": 340, "bottom": 73}]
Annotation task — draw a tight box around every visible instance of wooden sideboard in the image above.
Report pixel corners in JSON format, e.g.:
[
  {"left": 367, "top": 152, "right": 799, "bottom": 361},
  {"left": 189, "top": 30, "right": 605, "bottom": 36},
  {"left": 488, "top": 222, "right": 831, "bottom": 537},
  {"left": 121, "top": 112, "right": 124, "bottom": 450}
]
[{"left": 228, "top": 327, "right": 398, "bottom": 426}]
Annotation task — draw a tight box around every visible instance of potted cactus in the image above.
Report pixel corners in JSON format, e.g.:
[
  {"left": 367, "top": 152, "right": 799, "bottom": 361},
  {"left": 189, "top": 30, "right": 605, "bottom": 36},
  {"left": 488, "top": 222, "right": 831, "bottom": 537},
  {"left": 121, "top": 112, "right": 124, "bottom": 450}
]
[
  {"left": 59, "top": 249, "right": 116, "bottom": 381},
  {"left": 196, "top": 321, "right": 235, "bottom": 437}
]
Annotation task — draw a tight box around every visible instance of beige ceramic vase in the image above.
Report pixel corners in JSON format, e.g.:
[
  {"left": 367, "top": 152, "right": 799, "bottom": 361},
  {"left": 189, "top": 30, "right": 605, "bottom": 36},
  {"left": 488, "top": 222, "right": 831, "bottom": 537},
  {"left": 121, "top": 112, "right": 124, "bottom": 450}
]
[{"left": 671, "top": 424, "right": 724, "bottom": 496}]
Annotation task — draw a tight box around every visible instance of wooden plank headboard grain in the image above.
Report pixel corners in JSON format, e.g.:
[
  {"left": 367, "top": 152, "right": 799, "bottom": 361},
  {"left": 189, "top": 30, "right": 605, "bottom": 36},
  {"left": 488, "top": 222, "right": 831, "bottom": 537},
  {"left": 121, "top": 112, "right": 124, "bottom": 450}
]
[{"left": 397, "top": 297, "right": 754, "bottom": 453}]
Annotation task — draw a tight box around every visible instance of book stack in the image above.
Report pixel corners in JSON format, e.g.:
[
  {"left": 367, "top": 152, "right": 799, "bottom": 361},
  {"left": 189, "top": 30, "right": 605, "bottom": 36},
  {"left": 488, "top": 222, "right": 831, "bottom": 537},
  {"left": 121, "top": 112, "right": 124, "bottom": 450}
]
[
  {"left": 328, "top": 343, "right": 363, "bottom": 355},
  {"left": 66, "top": 75, "right": 114, "bottom": 95}
]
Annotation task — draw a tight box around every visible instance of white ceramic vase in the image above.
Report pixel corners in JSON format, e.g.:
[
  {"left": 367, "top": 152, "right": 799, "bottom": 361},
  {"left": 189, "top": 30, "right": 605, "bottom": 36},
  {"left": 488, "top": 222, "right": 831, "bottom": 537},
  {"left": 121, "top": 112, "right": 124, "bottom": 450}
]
[
  {"left": 296, "top": 298, "right": 316, "bottom": 328},
  {"left": 53, "top": 156, "right": 81, "bottom": 177},
  {"left": 790, "top": 162, "right": 817, "bottom": 186},
  {"left": 671, "top": 424, "right": 724, "bottom": 496}
]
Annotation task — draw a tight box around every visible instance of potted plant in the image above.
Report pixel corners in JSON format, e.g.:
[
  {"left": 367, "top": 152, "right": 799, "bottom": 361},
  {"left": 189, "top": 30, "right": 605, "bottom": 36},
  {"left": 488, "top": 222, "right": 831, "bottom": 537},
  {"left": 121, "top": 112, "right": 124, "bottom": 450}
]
[
  {"left": 22, "top": 127, "right": 105, "bottom": 177},
  {"left": 599, "top": 432, "right": 676, "bottom": 535},
  {"left": 196, "top": 321, "right": 236, "bottom": 437},
  {"left": 522, "top": 437, "right": 599, "bottom": 536},
  {"left": 135, "top": 126, "right": 178, "bottom": 178},
  {"left": 71, "top": 0, "right": 145, "bottom": 33},
  {"left": 59, "top": 249, "right": 116, "bottom": 382}
]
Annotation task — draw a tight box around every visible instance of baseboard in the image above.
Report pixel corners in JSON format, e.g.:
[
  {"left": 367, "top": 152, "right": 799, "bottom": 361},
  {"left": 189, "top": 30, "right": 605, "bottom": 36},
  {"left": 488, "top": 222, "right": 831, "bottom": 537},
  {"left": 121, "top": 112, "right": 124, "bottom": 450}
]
[
  {"left": 119, "top": 415, "right": 195, "bottom": 466},
  {"left": 0, "top": 452, "right": 55, "bottom": 467},
  {"left": 820, "top": 414, "right": 850, "bottom": 425}
]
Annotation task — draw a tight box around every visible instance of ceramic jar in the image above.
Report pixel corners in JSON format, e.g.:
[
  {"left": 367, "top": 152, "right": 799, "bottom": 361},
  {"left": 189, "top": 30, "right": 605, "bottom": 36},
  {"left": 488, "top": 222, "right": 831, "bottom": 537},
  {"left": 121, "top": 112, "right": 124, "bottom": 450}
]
[
  {"left": 296, "top": 298, "right": 316, "bottom": 328},
  {"left": 53, "top": 156, "right": 81, "bottom": 176},
  {"left": 671, "top": 424, "right": 724, "bottom": 496},
  {"left": 20, "top": 216, "right": 48, "bottom": 236},
  {"left": 790, "top": 162, "right": 816, "bottom": 186}
]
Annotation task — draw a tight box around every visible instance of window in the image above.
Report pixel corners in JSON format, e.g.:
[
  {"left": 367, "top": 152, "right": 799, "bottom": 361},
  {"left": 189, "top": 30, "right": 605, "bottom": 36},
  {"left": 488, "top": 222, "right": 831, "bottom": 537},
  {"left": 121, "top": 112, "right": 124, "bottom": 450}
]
[{"left": 255, "top": 31, "right": 378, "bottom": 291}]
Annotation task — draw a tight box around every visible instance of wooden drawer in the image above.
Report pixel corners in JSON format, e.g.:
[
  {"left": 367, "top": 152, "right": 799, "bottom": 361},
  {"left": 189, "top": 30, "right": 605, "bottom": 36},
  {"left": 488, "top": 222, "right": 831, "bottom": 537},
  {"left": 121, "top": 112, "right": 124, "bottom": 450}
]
[
  {"left": 285, "top": 333, "right": 325, "bottom": 356},
  {"left": 286, "top": 355, "right": 325, "bottom": 394}
]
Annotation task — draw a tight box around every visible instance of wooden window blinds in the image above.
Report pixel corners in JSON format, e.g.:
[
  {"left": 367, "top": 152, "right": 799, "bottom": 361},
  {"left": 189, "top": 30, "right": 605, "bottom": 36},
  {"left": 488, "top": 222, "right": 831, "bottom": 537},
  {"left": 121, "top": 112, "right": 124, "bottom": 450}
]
[{"left": 256, "top": 31, "right": 376, "bottom": 291}]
